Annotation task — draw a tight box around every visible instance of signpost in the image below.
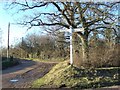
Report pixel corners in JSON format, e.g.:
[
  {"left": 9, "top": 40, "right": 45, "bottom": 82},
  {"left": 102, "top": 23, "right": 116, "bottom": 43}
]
[{"left": 61, "top": 26, "right": 84, "bottom": 65}]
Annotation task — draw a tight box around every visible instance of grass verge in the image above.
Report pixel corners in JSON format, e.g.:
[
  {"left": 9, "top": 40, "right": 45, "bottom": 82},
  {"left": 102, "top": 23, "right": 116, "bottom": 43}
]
[
  {"left": 32, "top": 60, "right": 120, "bottom": 89},
  {"left": 21, "top": 58, "right": 66, "bottom": 63}
]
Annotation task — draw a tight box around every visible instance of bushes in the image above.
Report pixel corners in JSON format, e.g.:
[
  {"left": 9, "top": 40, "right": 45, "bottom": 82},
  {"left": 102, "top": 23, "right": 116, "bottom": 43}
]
[
  {"left": 73, "top": 44, "right": 120, "bottom": 68},
  {"left": 2, "top": 57, "right": 19, "bottom": 70},
  {"left": 89, "top": 44, "right": 120, "bottom": 68}
]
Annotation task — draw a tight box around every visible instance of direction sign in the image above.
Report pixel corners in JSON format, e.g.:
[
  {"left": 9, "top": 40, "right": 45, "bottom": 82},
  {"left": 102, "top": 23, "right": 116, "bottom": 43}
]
[
  {"left": 60, "top": 28, "right": 84, "bottom": 33},
  {"left": 60, "top": 27, "right": 84, "bottom": 65},
  {"left": 74, "top": 28, "right": 84, "bottom": 32}
]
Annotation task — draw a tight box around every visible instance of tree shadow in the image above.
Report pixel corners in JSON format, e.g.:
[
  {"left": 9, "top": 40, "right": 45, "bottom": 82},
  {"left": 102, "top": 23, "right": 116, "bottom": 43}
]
[{"left": 2, "top": 58, "right": 37, "bottom": 74}]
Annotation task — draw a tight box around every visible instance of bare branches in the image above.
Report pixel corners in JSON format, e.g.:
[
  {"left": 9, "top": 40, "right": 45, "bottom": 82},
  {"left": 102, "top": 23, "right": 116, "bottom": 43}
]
[
  {"left": 21, "top": 3, "right": 48, "bottom": 11},
  {"left": 6, "top": 2, "right": 119, "bottom": 37},
  {"left": 87, "top": 18, "right": 103, "bottom": 27},
  {"left": 52, "top": 2, "right": 72, "bottom": 27},
  {"left": 10, "top": 1, "right": 48, "bottom": 12},
  {"left": 32, "top": 21, "right": 69, "bottom": 28}
]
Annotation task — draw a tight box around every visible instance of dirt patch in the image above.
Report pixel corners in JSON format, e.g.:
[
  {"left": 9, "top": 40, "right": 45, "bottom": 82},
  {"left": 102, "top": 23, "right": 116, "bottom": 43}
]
[{"left": 2, "top": 59, "right": 57, "bottom": 88}]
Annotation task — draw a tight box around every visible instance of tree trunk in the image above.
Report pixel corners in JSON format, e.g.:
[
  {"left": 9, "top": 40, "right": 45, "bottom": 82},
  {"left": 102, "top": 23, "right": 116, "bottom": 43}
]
[
  {"left": 78, "top": 34, "right": 89, "bottom": 63},
  {"left": 81, "top": 37, "right": 89, "bottom": 62}
]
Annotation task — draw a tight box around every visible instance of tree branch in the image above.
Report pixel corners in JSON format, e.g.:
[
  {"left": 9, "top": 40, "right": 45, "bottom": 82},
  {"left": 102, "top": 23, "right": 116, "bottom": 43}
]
[{"left": 52, "top": 2, "right": 72, "bottom": 27}]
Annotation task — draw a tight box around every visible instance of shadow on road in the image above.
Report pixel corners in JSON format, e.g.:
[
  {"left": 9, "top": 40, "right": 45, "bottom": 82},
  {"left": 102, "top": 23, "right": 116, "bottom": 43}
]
[{"left": 2, "top": 58, "right": 37, "bottom": 74}]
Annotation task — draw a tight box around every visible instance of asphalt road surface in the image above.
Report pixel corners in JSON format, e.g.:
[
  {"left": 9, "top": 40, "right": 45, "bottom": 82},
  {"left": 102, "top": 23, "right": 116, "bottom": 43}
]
[{"left": 2, "top": 59, "right": 57, "bottom": 88}]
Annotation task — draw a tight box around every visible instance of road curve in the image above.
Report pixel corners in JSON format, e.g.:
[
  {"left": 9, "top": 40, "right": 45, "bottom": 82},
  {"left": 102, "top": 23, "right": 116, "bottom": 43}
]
[{"left": 2, "top": 59, "right": 57, "bottom": 88}]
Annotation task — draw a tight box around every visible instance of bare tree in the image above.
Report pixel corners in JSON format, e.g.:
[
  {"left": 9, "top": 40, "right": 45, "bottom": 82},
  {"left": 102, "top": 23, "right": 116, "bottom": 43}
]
[{"left": 6, "top": 1, "right": 120, "bottom": 63}]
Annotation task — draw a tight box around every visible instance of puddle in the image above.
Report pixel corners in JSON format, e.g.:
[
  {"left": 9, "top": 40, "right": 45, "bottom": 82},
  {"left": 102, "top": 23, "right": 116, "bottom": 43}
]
[{"left": 10, "top": 79, "right": 18, "bottom": 83}]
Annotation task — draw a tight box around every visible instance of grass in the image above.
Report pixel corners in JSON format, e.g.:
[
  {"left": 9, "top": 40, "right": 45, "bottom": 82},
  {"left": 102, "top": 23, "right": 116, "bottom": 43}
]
[
  {"left": 21, "top": 57, "right": 66, "bottom": 63},
  {"left": 32, "top": 60, "right": 120, "bottom": 89}
]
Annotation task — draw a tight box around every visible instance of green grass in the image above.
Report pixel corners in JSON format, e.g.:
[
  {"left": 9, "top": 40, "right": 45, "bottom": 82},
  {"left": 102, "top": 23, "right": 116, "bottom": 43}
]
[{"left": 32, "top": 60, "right": 120, "bottom": 89}]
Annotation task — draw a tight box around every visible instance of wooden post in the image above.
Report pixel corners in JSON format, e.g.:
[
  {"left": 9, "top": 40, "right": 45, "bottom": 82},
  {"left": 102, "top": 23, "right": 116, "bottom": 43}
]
[
  {"left": 7, "top": 22, "right": 10, "bottom": 60},
  {"left": 70, "top": 26, "right": 73, "bottom": 65}
]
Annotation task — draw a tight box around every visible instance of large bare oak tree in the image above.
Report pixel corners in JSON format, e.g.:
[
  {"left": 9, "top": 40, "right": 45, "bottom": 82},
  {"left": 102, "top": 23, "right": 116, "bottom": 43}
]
[{"left": 6, "top": 1, "right": 120, "bottom": 63}]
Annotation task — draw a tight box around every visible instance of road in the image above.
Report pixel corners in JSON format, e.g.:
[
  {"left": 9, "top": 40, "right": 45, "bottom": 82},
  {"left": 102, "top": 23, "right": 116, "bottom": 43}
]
[
  {"left": 2, "top": 59, "right": 120, "bottom": 89},
  {"left": 2, "top": 59, "right": 57, "bottom": 88}
]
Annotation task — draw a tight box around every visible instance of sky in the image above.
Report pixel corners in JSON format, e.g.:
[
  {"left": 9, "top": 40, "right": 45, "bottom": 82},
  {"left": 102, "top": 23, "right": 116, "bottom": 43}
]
[
  {"left": 0, "top": 1, "right": 47, "bottom": 48},
  {"left": 0, "top": 1, "right": 119, "bottom": 48},
  {"left": 0, "top": 2, "right": 27, "bottom": 47}
]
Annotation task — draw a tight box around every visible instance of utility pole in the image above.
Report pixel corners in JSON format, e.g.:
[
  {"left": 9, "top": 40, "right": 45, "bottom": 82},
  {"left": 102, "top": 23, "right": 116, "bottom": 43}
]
[
  {"left": 21, "top": 37, "right": 23, "bottom": 58},
  {"left": 7, "top": 22, "right": 10, "bottom": 60}
]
